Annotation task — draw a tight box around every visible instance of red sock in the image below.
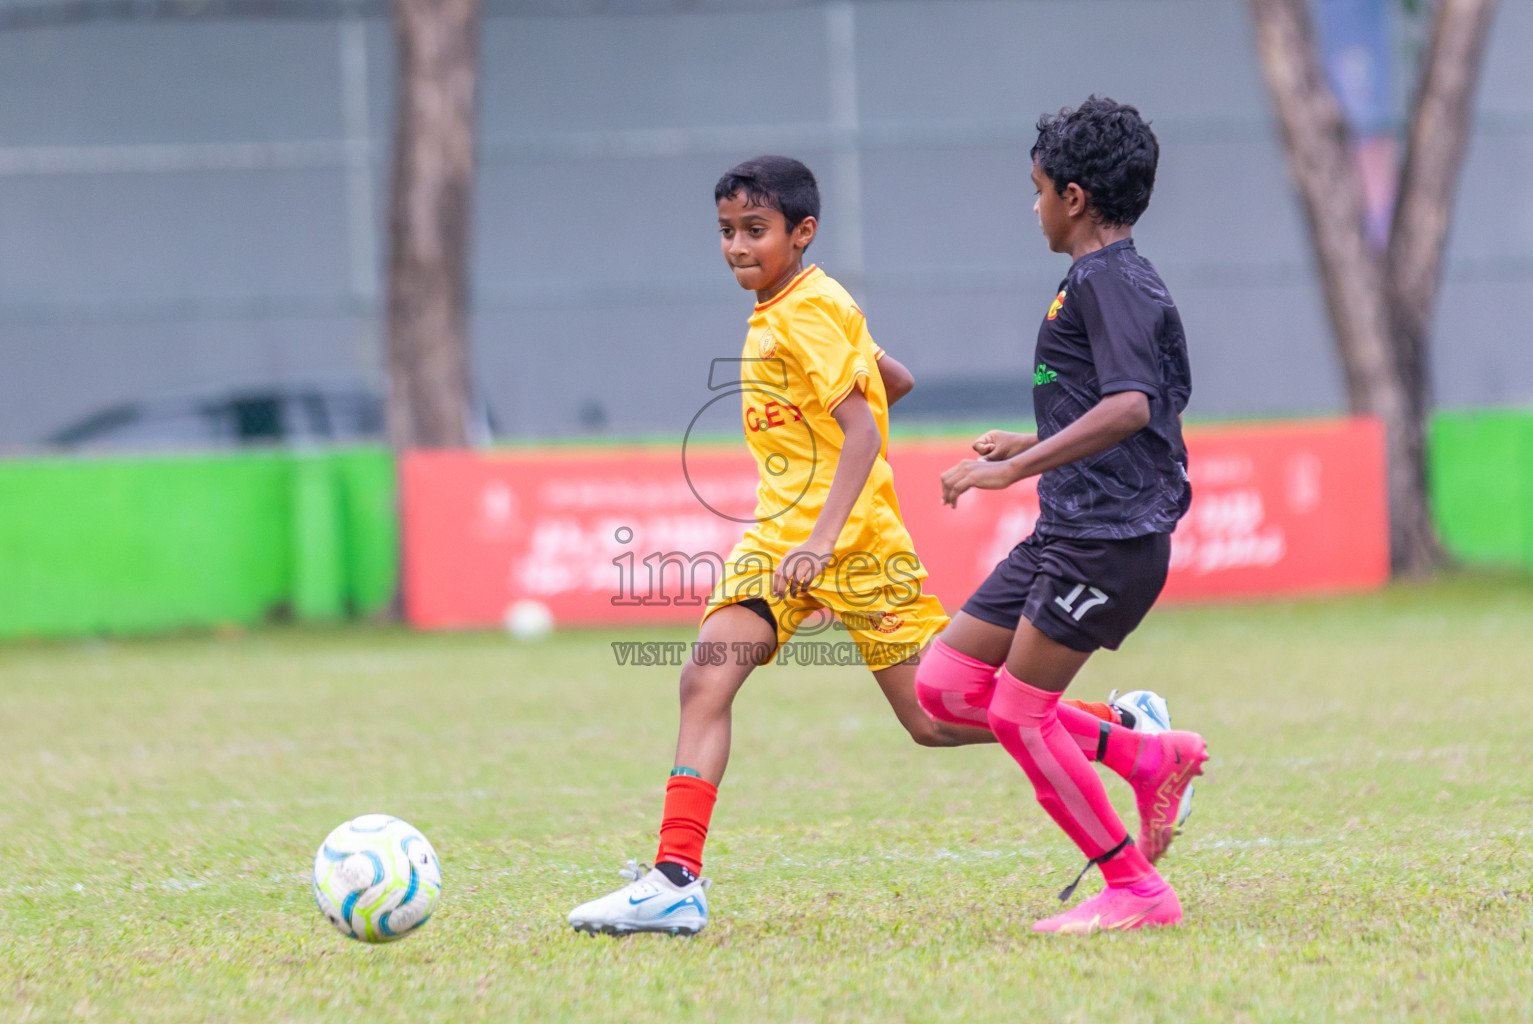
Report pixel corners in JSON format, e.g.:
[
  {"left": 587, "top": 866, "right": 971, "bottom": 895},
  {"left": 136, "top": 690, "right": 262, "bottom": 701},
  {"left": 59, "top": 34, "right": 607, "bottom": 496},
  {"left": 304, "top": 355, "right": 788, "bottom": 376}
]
[
  {"left": 655, "top": 774, "right": 718, "bottom": 876},
  {"left": 1064, "top": 699, "right": 1121, "bottom": 725},
  {"left": 987, "top": 669, "right": 1152, "bottom": 888}
]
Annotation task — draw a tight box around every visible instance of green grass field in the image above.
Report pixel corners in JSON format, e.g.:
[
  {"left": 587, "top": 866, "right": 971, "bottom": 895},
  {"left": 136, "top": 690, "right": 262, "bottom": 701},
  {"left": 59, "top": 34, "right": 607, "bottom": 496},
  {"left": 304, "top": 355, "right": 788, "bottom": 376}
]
[{"left": 4, "top": 575, "right": 1532, "bottom": 1023}]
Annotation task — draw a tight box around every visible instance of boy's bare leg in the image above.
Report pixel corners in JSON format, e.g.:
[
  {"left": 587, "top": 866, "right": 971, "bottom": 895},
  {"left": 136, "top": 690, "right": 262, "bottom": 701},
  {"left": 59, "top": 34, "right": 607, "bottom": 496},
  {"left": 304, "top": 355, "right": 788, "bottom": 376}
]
[
  {"left": 1001, "top": 618, "right": 1091, "bottom": 693},
  {"left": 903, "top": 611, "right": 1133, "bottom": 751},
  {"left": 672, "top": 602, "right": 778, "bottom": 785},
  {"left": 874, "top": 611, "right": 1015, "bottom": 747},
  {"left": 873, "top": 653, "right": 994, "bottom": 746},
  {"left": 567, "top": 602, "right": 778, "bottom": 935},
  {"left": 934, "top": 611, "right": 1015, "bottom": 666}
]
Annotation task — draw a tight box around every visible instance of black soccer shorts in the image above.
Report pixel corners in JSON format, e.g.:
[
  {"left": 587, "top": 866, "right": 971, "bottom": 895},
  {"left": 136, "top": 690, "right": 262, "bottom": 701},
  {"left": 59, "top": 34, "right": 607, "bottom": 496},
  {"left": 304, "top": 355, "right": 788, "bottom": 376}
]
[{"left": 960, "top": 529, "right": 1172, "bottom": 653}]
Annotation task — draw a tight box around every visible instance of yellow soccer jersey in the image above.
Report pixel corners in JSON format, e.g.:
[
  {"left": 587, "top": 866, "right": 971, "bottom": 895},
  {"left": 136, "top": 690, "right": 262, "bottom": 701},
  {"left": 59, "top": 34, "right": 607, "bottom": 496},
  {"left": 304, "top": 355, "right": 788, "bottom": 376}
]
[
  {"left": 736, "top": 264, "right": 899, "bottom": 546},
  {"left": 705, "top": 264, "right": 947, "bottom": 664}
]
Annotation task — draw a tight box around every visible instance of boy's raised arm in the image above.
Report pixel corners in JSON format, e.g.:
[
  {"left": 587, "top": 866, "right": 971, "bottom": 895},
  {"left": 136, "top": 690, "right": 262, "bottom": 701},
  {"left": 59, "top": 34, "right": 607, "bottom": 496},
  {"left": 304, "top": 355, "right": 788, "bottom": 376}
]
[
  {"left": 876, "top": 351, "right": 915, "bottom": 405},
  {"left": 940, "top": 390, "right": 1150, "bottom": 507}
]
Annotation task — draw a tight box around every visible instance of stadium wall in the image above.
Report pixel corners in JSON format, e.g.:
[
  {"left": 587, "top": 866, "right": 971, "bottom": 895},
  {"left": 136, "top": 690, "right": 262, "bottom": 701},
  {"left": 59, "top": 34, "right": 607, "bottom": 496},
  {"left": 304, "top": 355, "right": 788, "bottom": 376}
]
[
  {"left": 0, "top": 448, "right": 395, "bottom": 638},
  {"left": 2, "top": 2, "right": 1532, "bottom": 446}
]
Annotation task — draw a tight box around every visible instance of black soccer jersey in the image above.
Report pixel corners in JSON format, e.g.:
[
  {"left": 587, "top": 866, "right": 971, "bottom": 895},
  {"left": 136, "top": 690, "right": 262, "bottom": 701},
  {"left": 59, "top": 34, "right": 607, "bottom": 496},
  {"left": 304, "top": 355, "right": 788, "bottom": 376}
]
[{"left": 1031, "top": 238, "right": 1191, "bottom": 540}]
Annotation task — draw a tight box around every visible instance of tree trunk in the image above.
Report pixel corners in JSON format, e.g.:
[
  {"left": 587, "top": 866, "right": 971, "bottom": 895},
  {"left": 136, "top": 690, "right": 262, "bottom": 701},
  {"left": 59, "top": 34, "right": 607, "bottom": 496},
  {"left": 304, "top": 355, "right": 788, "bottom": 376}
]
[
  {"left": 385, "top": 0, "right": 481, "bottom": 449},
  {"left": 1385, "top": 0, "right": 1500, "bottom": 574},
  {"left": 1249, "top": 0, "right": 1398, "bottom": 416},
  {"left": 1249, "top": 0, "right": 1497, "bottom": 575}
]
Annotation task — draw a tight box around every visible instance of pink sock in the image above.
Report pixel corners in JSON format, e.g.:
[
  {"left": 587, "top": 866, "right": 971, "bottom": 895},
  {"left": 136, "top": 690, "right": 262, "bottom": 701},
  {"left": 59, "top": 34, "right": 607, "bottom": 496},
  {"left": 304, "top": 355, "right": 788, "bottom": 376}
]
[
  {"left": 913, "top": 639, "right": 998, "bottom": 729},
  {"left": 987, "top": 668, "right": 1151, "bottom": 888},
  {"left": 1054, "top": 701, "right": 1162, "bottom": 780}
]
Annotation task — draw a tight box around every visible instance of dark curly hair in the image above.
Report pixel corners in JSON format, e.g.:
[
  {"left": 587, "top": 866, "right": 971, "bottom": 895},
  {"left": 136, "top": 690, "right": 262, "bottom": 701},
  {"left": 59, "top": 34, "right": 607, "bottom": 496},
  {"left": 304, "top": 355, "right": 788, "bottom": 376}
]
[
  {"left": 714, "top": 155, "right": 820, "bottom": 232},
  {"left": 1031, "top": 97, "right": 1159, "bottom": 227}
]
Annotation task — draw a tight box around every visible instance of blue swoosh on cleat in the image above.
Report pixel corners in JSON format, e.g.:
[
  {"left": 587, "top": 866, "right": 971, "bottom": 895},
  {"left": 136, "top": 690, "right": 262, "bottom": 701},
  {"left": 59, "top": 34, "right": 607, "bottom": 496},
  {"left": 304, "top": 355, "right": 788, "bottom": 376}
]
[
  {"left": 628, "top": 893, "right": 660, "bottom": 905},
  {"left": 661, "top": 895, "right": 704, "bottom": 916}
]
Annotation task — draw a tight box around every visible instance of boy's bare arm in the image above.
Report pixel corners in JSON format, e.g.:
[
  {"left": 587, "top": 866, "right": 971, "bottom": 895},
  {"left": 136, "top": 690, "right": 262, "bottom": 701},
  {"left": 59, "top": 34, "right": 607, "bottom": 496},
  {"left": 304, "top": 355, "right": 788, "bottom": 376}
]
[
  {"left": 941, "top": 390, "right": 1150, "bottom": 506},
  {"left": 972, "top": 429, "right": 1037, "bottom": 461},
  {"left": 876, "top": 352, "right": 915, "bottom": 405},
  {"left": 773, "top": 388, "right": 881, "bottom": 598}
]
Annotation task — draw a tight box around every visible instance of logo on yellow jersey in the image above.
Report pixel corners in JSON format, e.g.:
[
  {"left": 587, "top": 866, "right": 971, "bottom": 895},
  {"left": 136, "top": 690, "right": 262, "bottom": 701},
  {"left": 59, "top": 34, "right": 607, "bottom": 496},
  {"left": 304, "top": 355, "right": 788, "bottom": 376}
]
[
  {"left": 757, "top": 329, "right": 779, "bottom": 358},
  {"left": 1046, "top": 289, "right": 1067, "bottom": 320},
  {"left": 683, "top": 358, "right": 818, "bottom": 525},
  {"left": 745, "top": 399, "right": 804, "bottom": 432}
]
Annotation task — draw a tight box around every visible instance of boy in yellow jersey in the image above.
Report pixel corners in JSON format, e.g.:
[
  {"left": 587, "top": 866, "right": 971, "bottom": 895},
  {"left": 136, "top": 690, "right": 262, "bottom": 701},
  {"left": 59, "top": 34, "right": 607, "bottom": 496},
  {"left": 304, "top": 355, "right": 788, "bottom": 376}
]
[{"left": 567, "top": 156, "right": 1159, "bottom": 936}]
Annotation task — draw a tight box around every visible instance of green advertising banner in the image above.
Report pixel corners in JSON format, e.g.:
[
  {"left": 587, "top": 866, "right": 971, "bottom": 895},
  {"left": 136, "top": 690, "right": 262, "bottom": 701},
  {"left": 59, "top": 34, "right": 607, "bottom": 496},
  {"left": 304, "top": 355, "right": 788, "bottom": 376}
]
[
  {"left": 0, "top": 448, "right": 396, "bottom": 638},
  {"left": 1430, "top": 410, "right": 1533, "bottom": 570}
]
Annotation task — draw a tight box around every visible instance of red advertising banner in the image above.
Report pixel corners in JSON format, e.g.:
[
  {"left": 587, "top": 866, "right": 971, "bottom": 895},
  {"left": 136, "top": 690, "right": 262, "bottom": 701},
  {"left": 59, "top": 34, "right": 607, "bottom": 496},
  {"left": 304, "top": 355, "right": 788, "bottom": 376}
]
[{"left": 401, "top": 418, "right": 1388, "bottom": 630}]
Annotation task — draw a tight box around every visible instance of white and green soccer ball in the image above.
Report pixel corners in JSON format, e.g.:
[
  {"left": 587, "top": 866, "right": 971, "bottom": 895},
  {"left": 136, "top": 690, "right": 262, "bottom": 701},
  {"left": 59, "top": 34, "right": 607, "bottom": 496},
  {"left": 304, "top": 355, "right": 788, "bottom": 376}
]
[{"left": 313, "top": 814, "right": 441, "bottom": 943}]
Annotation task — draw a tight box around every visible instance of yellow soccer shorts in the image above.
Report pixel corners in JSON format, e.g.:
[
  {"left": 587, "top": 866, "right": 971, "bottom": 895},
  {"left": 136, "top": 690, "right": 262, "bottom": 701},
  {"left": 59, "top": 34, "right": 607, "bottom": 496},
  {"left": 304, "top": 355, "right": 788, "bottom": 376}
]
[{"left": 700, "top": 516, "right": 948, "bottom": 669}]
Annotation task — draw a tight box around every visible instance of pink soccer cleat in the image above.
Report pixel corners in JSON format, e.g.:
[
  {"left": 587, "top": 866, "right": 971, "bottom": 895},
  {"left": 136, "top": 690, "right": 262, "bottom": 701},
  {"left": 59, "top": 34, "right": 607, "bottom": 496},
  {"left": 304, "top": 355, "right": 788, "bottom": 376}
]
[
  {"left": 1032, "top": 876, "right": 1183, "bottom": 934},
  {"left": 1133, "top": 729, "right": 1208, "bottom": 863}
]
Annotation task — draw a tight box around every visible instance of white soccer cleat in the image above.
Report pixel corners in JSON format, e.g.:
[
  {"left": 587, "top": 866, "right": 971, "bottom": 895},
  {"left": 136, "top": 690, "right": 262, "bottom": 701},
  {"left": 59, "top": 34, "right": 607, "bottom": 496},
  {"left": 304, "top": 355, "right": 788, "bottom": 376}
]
[
  {"left": 1110, "top": 688, "right": 1171, "bottom": 732},
  {"left": 567, "top": 860, "right": 710, "bottom": 936},
  {"left": 1110, "top": 689, "right": 1195, "bottom": 828}
]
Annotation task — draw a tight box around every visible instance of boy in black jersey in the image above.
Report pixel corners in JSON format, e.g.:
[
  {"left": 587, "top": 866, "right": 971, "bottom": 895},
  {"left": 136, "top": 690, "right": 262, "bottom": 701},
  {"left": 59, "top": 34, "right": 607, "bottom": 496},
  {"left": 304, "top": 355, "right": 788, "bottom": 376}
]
[{"left": 913, "top": 97, "right": 1207, "bottom": 933}]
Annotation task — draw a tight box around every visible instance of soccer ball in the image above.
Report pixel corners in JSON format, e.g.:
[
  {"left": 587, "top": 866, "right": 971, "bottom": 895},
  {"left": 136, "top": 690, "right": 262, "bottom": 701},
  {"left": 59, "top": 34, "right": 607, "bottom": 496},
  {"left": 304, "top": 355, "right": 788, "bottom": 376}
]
[
  {"left": 313, "top": 814, "right": 442, "bottom": 942},
  {"left": 504, "top": 599, "right": 555, "bottom": 640}
]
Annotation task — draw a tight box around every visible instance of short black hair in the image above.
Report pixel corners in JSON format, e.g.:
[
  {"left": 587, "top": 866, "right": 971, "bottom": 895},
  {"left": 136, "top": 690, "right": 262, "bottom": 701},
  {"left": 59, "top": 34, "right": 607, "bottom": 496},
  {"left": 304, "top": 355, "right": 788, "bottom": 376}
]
[
  {"left": 714, "top": 155, "right": 820, "bottom": 231},
  {"left": 1031, "top": 97, "right": 1159, "bottom": 227}
]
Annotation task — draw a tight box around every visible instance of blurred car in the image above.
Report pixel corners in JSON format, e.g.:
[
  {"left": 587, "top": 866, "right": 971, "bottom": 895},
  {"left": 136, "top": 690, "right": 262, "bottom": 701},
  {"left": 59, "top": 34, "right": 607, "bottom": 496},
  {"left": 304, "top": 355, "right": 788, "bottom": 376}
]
[
  {"left": 41, "top": 383, "right": 497, "bottom": 452},
  {"left": 43, "top": 383, "right": 384, "bottom": 451}
]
